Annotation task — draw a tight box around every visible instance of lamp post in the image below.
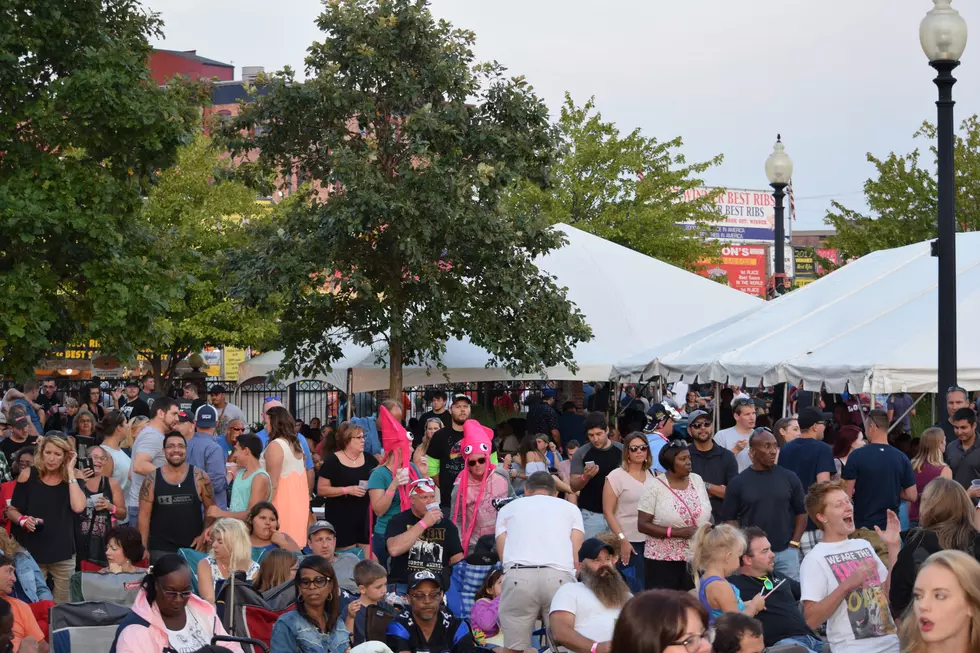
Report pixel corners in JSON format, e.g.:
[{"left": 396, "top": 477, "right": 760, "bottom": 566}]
[
  {"left": 765, "top": 135, "right": 793, "bottom": 295},
  {"left": 921, "top": 0, "right": 967, "bottom": 422}
]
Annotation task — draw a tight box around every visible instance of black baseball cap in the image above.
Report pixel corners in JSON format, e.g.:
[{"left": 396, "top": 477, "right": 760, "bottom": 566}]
[
  {"left": 209, "top": 385, "right": 229, "bottom": 395},
  {"left": 451, "top": 394, "right": 472, "bottom": 405},
  {"left": 125, "top": 379, "right": 140, "bottom": 388},
  {"left": 798, "top": 406, "right": 833, "bottom": 431},
  {"left": 578, "top": 538, "right": 615, "bottom": 562},
  {"left": 408, "top": 569, "right": 441, "bottom": 590},
  {"left": 176, "top": 410, "right": 194, "bottom": 424}
]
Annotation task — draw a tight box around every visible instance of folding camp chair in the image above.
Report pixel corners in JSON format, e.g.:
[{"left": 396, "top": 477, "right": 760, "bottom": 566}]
[
  {"left": 49, "top": 601, "right": 131, "bottom": 653},
  {"left": 69, "top": 571, "right": 144, "bottom": 605}
]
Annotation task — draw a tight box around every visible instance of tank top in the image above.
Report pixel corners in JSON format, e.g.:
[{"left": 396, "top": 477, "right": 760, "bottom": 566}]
[
  {"left": 148, "top": 464, "right": 204, "bottom": 552},
  {"left": 911, "top": 462, "right": 946, "bottom": 521},
  {"left": 230, "top": 468, "right": 271, "bottom": 512},
  {"left": 698, "top": 576, "right": 744, "bottom": 624},
  {"left": 78, "top": 477, "right": 112, "bottom": 566}
]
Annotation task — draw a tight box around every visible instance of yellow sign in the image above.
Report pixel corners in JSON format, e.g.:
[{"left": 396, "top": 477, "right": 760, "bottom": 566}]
[{"left": 224, "top": 347, "right": 246, "bottom": 381}]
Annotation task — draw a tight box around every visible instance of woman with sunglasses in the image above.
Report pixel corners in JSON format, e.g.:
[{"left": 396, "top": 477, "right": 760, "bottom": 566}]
[
  {"left": 270, "top": 556, "right": 349, "bottom": 653},
  {"left": 611, "top": 589, "right": 712, "bottom": 653},
  {"left": 450, "top": 420, "right": 510, "bottom": 554},
  {"left": 602, "top": 432, "right": 656, "bottom": 591},
  {"left": 111, "top": 553, "right": 241, "bottom": 652},
  {"left": 316, "top": 422, "right": 378, "bottom": 558},
  {"left": 637, "top": 439, "right": 712, "bottom": 591}
]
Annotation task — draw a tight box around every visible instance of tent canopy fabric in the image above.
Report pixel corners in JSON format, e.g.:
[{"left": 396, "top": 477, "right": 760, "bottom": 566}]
[
  {"left": 611, "top": 233, "right": 980, "bottom": 394},
  {"left": 238, "top": 224, "right": 761, "bottom": 392}
]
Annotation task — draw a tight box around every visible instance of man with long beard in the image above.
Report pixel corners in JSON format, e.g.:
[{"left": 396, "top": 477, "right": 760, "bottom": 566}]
[{"left": 549, "top": 538, "right": 632, "bottom": 653}]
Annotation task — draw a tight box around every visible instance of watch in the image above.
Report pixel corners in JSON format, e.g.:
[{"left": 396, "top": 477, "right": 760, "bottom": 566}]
[
  {"left": 616, "top": 532, "right": 626, "bottom": 541},
  {"left": 789, "top": 540, "right": 800, "bottom": 548},
  {"left": 705, "top": 482, "right": 712, "bottom": 491}
]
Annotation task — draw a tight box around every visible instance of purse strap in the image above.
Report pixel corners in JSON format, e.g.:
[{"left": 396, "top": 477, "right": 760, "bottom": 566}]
[{"left": 658, "top": 477, "right": 697, "bottom": 527}]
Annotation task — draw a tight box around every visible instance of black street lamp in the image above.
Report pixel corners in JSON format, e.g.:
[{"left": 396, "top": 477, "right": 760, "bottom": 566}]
[
  {"left": 921, "top": 0, "right": 967, "bottom": 422},
  {"left": 765, "top": 135, "right": 793, "bottom": 296}
]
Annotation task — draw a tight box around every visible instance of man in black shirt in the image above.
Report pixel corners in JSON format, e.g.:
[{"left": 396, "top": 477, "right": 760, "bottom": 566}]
[
  {"left": 936, "top": 386, "right": 971, "bottom": 443},
  {"left": 569, "top": 412, "right": 624, "bottom": 538},
  {"left": 178, "top": 382, "right": 206, "bottom": 417},
  {"left": 722, "top": 429, "right": 806, "bottom": 582},
  {"left": 36, "top": 378, "right": 61, "bottom": 426},
  {"left": 385, "top": 478, "right": 464, "bottom": 592},
  {"left": 687, "top": 410, "right": 737, "bottom": 523},
  {"left": 419, "top": 391, "right": 452, "bottom": 431},
  {"left": 117, "top": 380, "right": 151, "bottom": 420},
  {"left": 0, "top": 409, "right": 35, "bottom": 472},
  {"left": 945, "top": 408, "right": 980, "bottom": 500},
  {"left": 526, "top": 388, "right": 561, "bottom": 445},
  {"left": 387, "top": 570, "right": 474, "bottom": 653},
  {"left": 729, "top": 527, "right": 821, "bottom": 652},
  {"left": 426, "top": 394, "right": 471, "bottom": 509}
]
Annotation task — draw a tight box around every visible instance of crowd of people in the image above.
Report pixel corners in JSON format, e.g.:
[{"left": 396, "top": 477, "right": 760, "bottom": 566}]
[{"left": 0, "top": 378, "right": 978, "bottom": 653}]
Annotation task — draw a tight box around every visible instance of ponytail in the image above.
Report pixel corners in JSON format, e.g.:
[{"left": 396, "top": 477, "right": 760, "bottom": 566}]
[{"left": 690, "top": 523, "right": 746, "bottom": 588}]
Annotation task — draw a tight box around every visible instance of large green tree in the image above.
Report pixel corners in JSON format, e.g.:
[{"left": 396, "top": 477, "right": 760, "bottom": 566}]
[
  {"left": 825, "top": 116, "right": 980, "bottom": 259},
  {"left": 506, "top": 94, "right": 724, "bottom": 271},
  {"left": 221, "top": 0, "right": 591, "bottom": 397},
  {"left": 98, "top": 134, "right": 279, "bottom": 386},
  {"left": 0, "top": 0, "right": 207, "bottom": 378}
]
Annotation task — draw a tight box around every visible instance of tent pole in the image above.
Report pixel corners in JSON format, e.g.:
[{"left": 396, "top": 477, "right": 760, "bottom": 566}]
[
  {"left": 713, "top": 381, "right": 720, "bottom": 433},
  {"left": 781, "top": 383, "right": 788, "bottom": 419},
  {"left": 886, "top": 393, "right": 927, "bottom": 436},
  {"left": 346, "top": 369, "right": 353, "bottom": 421}
]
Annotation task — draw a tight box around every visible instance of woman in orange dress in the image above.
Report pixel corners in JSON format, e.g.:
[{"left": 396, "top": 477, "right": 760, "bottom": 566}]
[{"left": 262, "top": 406, "right": 309, "bottom": 548}]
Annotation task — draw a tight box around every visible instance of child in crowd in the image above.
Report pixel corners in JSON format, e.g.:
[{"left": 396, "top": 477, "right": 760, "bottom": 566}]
[
  {"left": 713, "top": 612, "right": 766, "bottom": 653},
  {"left": 470, "top": 568, "right": 504, "bottom": 643},
  {"left": 692, "top": 524, "right": 765, "bottom": 623},
  {"left": 346, "top": 559, "right": 396, "bottom": 646}
]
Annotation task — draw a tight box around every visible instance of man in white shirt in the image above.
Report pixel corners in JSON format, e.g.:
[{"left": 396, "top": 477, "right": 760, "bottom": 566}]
[
  {"left": 550, "top": 538, "right": 631, "bottom": 653},
  {"left": 715, "top": 396, "right": 756, "bottom": 472},
  {"left": 496, "top": 471, "right": 584, "bottom": 653},
  {"left": 800, "top": 479, "right": 901, "bottom": 653}
]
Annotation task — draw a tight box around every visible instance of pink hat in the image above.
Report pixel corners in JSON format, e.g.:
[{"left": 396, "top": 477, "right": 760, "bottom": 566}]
[{"left": 460, "top": 420, "right": 493, "bottom": 459}]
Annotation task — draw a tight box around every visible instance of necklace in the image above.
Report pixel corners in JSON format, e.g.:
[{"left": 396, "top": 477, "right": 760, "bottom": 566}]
[{"left": 341, "top": 449, "right": 361, "bottom": 463}]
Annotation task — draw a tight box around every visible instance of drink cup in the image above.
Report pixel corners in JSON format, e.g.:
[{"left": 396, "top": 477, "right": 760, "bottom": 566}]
[
  {"left": 34, "top": 518, "right": 44, "bottom": 532},
  {"left": 426, "top": 502, "right": 440, "bottom": 512},
  {"left": 358, "top": 480, "right": 369, "bottom": 489}
]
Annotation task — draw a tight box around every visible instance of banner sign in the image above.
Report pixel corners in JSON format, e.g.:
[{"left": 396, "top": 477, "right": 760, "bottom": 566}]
[
  {"left": 678, "top": 188, "right": 776, "bottom": 243},
  {"left": 700, "top": 245, "right": 769, "bottom": 297}
]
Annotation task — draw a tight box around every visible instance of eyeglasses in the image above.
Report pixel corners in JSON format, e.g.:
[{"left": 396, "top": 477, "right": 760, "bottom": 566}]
[
  {"left": 666, "top": 438, "right": 688, "bottom": 449},
  {"left": 690, "top": 422, "right": 711, "bottom": 429},
  {"left": 732, "top": 398, "right": 754, "bottom": 409},
  {"left": 628, "top": 445, "right": 649, "bottom": 453},
  {"left": 948, "top": 386, "right": 968, "bottom": 395},
  {"left": 298, "top": 576, "right": 331, "bottom": 589},
  {"left": 468, "top": 457, "right": 487, "bottom": 467},
  {"left": 670, "top": 628, "right": 714, "bottom": 653},
  {"left": 229, "top": 427, "right": 245, "bottom": 433},
  {"left": 164, "top": 443, "right": 187, "bottom": 451},
  {"left": 161, "top": 589, "right": 193, "bottom": 600},
  {"left": 410, "top": 590, "right": 443, "bottom": 602}
]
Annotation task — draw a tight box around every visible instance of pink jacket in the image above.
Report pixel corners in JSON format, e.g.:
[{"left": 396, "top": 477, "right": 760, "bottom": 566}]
[
  {"left": 470, "top": 596, "right": 500, "bottom": 636},
  {"left": 112, "top": 589, "right": 242, "bottom": 653}
]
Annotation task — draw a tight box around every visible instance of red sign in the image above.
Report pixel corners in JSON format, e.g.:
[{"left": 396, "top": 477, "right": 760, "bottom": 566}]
[
  {"left": 815, "top": 248, "right": 840, "bottom": 274},
  {"left": 700, "top": 245, "right": 768, "bottom": 297}
]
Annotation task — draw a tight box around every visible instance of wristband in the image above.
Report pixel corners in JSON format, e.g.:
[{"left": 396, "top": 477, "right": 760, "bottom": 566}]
[
  {"left": 17, "top": 517, "right": 27, "bottom": 528},
  {"left": 109, "top": 504, "right": 117, "bottom": 516},
  {"left": 343, "top": 487, "right": 349, "bottom": 495},
  {"left": 385, "top": 489, "right": 395, "bottom": 497},
  {"left": 417, "top": 520, "right": 428, "bottom": 530},
  {"left": 666, "top": 526, "right": 672, "bottom": 539},
  {"left": 591, "top": 643, "right": 598, "bottom": 653}
]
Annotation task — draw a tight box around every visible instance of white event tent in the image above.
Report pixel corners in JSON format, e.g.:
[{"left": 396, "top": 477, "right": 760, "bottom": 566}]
[
  {"left": 612, "top": 233, "right": 980, "bottom": 393},
  {"left": 239, "top": 224, "right": 761, "bottom": 392}
]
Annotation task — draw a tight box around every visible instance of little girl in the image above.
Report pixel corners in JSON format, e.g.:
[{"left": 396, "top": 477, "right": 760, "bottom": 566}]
[
  {"left": 470, "top": 569, "right": 504, "bottom": 643},
  {"left": 692, "top": 524, "right": 765, "bottom": 623}
]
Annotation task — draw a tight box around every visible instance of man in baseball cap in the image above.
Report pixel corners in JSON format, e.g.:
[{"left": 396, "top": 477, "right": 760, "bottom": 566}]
[
  {"left": 307, "top": 521, "right": 359, "bottom": 592},
  {"left": 388, "top": 569, "right": 475, "bottom": 653},
  {"left": 549, "top": 538, "right": 631, "bottom": 653},
  {"left": 179, "top": 405, "right": 228, "bottom": 510},
  {"left": 0, "top": 405, "right": 36, "bottom": 471},
  {"left": 527, "top": 387, "right": 561, "bottom": 446},
  {"left": 645, "top": 403, "right": 681, "bottom": 472},
  {"left": 686, "top": 409, "right": 737, "bottom": 523},
  {"left": 427, "top": 395, "right": 474, "bottom": 510}
]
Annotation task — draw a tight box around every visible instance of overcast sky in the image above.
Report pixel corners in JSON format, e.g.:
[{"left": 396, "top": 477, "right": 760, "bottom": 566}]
[{"left": 145, "top": 0, "right": 980, "bottom": 230}]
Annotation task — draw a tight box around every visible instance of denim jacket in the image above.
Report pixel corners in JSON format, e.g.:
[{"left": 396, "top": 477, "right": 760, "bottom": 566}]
[
  {"left": 270, "top": 609, "right": 350, "bottom": 653},
  {"left": 3, "top": 548, "right": 52, "bottom": 603}
]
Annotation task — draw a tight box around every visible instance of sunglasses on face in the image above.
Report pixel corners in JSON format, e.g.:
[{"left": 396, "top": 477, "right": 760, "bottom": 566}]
[
  {"left": 467, "top": 457, "right": 487, "bottom": 467},
  {"left": 690, "top": 422, "right": 711, "bottom": 429},
  {"left": 298, "top": 575, "right": 331, "bottom": 589},
  {"left": 628, "top": 444, "right": 649, "bottom": 453},
  {"left": 264, "top": 396, "right": 282, "bottom": 402}
]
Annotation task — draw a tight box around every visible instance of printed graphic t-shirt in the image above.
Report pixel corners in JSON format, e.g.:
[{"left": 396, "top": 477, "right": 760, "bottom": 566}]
[
  {"left": 384, "top": 509, "right": 464, "bottom": 589},
  {"left": 800, "top": 538, "right": 899, "bottom": 653}
]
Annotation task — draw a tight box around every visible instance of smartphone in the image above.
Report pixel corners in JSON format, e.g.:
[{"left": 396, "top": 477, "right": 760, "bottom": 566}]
[{"left": 77, "top": 457, "right": 94, "bottom": 472}]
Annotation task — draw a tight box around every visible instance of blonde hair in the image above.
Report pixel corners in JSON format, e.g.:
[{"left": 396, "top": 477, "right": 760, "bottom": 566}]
[
  {"left": 123, "top": 416, "right": 150, "bottom": 449},
  {"left": 210, "top": 518, "right": 253, "bottom": 572},
  {"left": 691, "top": 523, "right": 746, "bottom": 587},
  {"left": 911, "top": 427, "right": 947, "bottom": 472},
  {"left": 920, "top": 477, "right": 977, "bottom": 553},
  {"left": 34, "top": 435, "right": 73, "bottom": 482},
  {"left": 899, "top": 549, "right": 980, "bottom": 653}
]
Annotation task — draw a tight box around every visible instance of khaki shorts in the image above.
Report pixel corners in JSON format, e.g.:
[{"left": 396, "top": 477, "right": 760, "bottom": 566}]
[{"left": 499, "top": 566, "right": 575, "bottom": 650}]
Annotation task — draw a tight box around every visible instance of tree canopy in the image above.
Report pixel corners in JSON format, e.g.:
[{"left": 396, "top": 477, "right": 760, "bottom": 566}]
[
  {"left": 0, "top": 0, "right": 207, "bottom": 378},
  {"left": 221, "top": 0, "right": 591, "bottom": 396},
  {"left": 506, "top": 94, "right": 724, "bottom": 272},
  {"left": 825, "top": 116, "right": 980, "bottom": 260}
]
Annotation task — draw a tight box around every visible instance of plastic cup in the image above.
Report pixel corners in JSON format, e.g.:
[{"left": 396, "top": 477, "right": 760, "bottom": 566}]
[
  {"left": 312, "top": 507, "right": 325, "bottom": 519},
  {"left": 358, "top": 480, "right": 369, "bottom": 489},
  {"left": 972, "top": 479, "right": 980, "bottom": 488}
]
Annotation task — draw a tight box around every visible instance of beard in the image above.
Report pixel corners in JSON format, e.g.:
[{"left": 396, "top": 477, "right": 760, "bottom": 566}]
[{"left": 579, "top": 564, "right": 631, "bottom": 610}]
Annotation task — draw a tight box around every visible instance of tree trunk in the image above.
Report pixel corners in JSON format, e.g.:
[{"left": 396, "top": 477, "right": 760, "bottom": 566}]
[{"left": 388, "top": 335, "right": 403, "bottom": 405}]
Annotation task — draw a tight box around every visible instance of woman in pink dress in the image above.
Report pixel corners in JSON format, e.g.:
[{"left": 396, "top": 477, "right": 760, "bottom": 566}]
[{"left": 263, "top": 407, "right": 309, "bottom": 548}]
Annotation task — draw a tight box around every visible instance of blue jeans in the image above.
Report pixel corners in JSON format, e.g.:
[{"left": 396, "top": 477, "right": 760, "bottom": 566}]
[
  {"left": 773, "top": 634, "right": 824, "bottom": 653},
  {"left": 580, "top": 509, "right": 608, "bottom": 539},
  {"left": 773, "top": 546, "right": 801, "bottom": 582},
  {"left": 127, "top": 505, "right": 139, "bottom": 527},
  {"left": 372, "top": 533, "right": 390, "bottom": 571},
  {"left": 617, "top": 542, "right": 645, "bottom": 593}
]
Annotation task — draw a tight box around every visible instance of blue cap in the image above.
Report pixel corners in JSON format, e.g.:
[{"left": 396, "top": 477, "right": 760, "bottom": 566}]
[
  {"left": 195, "top": 404, "right": 218, "bottom": 428},
  {"left": 542, "top": 388, "right": 558, "bottom": 398}
]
